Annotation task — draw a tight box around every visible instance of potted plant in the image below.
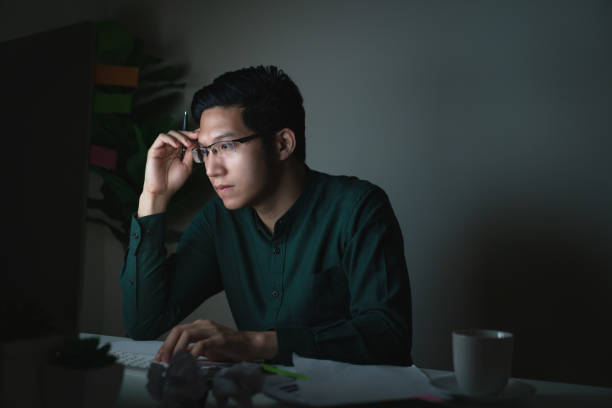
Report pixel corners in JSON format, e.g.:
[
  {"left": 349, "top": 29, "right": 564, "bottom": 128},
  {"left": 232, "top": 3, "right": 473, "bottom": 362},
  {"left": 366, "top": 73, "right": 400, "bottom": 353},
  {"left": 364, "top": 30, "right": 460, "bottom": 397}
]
[
  {"left": 42, "top": 337, "right": 124, "bottom": 408},
  {"left": 87, "top": 20, "right": 209, "bottom": 251}
]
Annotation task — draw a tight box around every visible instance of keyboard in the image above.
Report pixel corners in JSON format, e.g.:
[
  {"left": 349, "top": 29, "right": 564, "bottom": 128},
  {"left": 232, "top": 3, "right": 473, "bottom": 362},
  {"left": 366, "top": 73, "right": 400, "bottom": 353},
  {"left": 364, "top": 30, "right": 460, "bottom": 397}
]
[
  {"left": 110, "top": 350, "right": 234, "bottom": 373},
  {"left": 110, "top": 350, "right": 157, "bottom": 369}
]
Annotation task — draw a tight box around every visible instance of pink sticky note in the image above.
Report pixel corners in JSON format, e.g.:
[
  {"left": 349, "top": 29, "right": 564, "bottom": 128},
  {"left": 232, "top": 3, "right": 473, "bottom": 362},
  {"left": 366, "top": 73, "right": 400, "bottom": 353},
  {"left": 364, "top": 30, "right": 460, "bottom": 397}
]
[
  {"left": 89, "top": 145, "right": 118, "bottom": 170},
  {"left": 414, "top": 394, "right": 446, "bottom": 403}
]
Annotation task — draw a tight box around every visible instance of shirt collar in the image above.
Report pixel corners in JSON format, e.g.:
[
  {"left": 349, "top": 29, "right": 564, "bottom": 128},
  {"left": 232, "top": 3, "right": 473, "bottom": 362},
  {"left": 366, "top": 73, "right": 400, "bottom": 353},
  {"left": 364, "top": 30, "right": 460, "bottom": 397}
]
[{"left": 250, "top": 164, "right": 315, "bottom": 240}]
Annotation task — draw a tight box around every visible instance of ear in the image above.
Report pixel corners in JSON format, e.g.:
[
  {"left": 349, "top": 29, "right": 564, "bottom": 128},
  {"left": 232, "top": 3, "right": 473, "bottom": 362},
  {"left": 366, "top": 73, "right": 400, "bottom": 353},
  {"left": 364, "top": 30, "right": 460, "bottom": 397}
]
[{"left": 275, "top": 128, "right": 297, "bottom": 161}]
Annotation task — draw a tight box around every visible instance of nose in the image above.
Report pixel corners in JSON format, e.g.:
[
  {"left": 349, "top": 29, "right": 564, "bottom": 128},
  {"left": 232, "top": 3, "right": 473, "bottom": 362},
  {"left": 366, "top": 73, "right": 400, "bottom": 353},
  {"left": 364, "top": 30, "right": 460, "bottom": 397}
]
[{"left": 204, "top": 153, "right": 226, "bottom": 178}]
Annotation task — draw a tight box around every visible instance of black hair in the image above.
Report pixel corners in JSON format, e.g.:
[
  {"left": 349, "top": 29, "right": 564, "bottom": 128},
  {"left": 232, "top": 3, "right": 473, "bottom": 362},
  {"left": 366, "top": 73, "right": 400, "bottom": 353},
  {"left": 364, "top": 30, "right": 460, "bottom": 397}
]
[{"left": 191, "top": 65, "right": 306, "bottom": 162}]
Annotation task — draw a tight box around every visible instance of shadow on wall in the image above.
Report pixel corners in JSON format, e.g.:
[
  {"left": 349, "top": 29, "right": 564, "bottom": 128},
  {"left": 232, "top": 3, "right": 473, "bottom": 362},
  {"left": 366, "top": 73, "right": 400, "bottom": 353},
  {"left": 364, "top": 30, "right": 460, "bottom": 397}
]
[{"left": 444, "top": 203, "right": 611, "bottom": 387}]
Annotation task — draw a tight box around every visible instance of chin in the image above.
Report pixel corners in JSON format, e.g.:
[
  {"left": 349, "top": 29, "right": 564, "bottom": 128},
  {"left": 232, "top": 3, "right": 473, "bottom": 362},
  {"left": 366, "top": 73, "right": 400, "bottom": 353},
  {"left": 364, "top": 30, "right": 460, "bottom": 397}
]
[{"left": 219, "top": 196, "right": 248, "bottom": 210}]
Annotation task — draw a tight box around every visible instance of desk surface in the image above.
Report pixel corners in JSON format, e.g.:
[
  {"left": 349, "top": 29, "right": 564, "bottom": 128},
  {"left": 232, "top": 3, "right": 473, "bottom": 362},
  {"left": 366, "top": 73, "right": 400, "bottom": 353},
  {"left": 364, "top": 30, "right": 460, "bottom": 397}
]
[{"left": 87, "top": 334, "right": 612, "bottom": 408}]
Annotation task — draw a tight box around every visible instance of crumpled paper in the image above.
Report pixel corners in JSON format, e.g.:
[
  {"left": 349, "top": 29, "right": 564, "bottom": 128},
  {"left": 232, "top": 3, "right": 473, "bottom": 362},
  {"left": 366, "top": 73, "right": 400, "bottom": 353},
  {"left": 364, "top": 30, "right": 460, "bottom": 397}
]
[
  {"left": 147, "top": 350, "right": 209, "bottom": 408},
  {"left": 146, "top": 351, "right": 264, "bottom": 408},
  {"left": 212, "top": 362, "right": 264, "bottom": 408}
]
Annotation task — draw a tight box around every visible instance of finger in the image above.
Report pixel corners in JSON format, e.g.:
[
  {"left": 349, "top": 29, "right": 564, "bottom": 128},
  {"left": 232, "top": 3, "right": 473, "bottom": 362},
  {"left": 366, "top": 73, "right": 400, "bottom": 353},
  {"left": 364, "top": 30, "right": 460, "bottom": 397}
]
[
  {"left": 198, "top": 336, "right": 234, "bottom": 361},
  {"left": 173, "top": 329, "right": 193, "bottom": 357},
  {"left": 174, "top": 322, "right": 218, "bottom": 358},
  {"left": 151, "top": 133, "right": 181, "bottom": 151},
  {"left": 167, "top": 130, "right": 197, "bottom": 147},
  {"left": 190, "top": 341, "right": 205, "bottom": 358},
  {"left": 156, "top": 326, "right": 185, "bottom": 363},
  {"left": 161, "top": 320, "right": 219, "bottom": 361},
  {"left": 187, "top": 128, "right": 200, "bottom": 140},
  {"left": 182, "top": 143, "right": 195, "bottom": 168}
]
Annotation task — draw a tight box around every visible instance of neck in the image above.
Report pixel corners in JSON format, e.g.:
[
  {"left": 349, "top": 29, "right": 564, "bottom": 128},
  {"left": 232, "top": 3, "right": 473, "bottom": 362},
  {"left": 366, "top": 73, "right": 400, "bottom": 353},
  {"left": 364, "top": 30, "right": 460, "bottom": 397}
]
[{"left": 252, "top": 160, "right": 307, "bottom": 234}]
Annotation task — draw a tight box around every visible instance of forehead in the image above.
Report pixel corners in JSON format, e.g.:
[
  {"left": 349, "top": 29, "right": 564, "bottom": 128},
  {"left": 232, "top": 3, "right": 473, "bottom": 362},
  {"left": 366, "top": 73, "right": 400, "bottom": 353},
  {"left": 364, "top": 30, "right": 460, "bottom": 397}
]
[{"left": 198, "top": 106, "right": 251, "bottom": 144}]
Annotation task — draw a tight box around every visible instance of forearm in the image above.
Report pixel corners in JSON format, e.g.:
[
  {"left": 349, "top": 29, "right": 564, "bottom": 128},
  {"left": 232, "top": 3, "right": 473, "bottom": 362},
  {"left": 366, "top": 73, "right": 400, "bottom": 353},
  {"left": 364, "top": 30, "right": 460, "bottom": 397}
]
[
  {"left": 138, "top": 192, "right": 170, "bottom": 217},
  {"left": 121, "top": 210, "right": 223, "bottom": 339},
  {"left": 120, "top": 213, "right": 175, "bottom": 339},
  {"left": 274, "top": 308, "right": 412, "bottom": 366}
]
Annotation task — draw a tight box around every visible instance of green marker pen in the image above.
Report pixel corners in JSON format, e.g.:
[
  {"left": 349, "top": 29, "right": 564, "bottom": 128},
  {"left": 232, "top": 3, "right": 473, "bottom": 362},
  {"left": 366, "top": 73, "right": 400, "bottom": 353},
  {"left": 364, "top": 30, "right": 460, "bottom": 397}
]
[{"left": 261, "top": 363, "right": 309, "bottom": 379}]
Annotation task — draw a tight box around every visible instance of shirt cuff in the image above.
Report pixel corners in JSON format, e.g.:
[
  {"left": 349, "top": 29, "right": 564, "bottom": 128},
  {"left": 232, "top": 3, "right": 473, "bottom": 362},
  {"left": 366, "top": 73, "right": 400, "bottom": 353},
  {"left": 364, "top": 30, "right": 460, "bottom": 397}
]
[
  {"left": 128, "top": 212, "right": 165, "bottom": 255},
  {"left": 272, "top": 327, "right": 318, "bottom": 366}
]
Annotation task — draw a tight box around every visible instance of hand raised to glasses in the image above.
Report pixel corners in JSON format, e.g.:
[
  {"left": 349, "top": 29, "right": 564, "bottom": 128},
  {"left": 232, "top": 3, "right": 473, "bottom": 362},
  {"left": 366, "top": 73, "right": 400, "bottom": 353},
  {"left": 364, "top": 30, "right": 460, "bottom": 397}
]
[
  {"left": 154, "top": 319, "right": 278, "bottom": 363},
  {"left": 139, "top": 129, "right": 199, "bottom": 216}
]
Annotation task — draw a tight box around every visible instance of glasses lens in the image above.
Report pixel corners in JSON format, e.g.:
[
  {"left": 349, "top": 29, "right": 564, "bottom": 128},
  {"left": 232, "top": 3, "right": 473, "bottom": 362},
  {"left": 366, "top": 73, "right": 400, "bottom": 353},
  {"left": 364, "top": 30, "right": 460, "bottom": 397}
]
[
  {"left": 192, "top": 141, "right": 236, "bottom": 163},
  {"left": 209, "top": 142, "right": 236, "bottom": 159},
  {"left": 191, "top": 147, "right": 205, "bottom": 163},
  {"left": 216, "top": 141, "right": 235, "bottom": 155}
]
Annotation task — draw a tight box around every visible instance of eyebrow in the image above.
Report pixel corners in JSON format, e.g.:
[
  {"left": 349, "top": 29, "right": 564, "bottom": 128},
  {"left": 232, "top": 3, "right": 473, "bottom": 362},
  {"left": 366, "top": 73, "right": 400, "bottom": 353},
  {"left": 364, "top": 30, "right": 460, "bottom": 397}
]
[
  {"left": 213, "top": 132, "right": 236, "bottom": 140},
  {"left": 197, "top": 132, "right": 237, "bottom": 147}
]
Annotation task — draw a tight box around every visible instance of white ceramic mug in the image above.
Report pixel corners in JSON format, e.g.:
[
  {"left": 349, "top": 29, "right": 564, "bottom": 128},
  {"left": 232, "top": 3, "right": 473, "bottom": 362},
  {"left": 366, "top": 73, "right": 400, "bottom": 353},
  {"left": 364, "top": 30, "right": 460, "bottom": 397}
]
[{"left": 452, "top": 329, "right": 514, "bottom": 397}]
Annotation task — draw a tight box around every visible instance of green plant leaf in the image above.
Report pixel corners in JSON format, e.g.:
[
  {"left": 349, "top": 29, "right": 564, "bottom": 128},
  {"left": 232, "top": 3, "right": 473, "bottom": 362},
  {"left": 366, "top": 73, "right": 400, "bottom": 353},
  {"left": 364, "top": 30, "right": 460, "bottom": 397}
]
[
  {"left": 92, "top": 114, "right": 140, "bottom": 155},
  {"left": 126, "top": 151, "right": 147, "bottom": 188},
  {"left": 89, "top": 194, "right": 128, "bottom": 226},
  {"left": 133, "top": 82, "right": 186, "bottom": 107},
  {"left": 86, "top": 215, "right": 128, "bottom": 245},
  {"left": 96, "top": 21, "right": 135, "bottom": 65},
  {"left": 132, "top": 92, "right": 184, "bottom": 123},
  {"left": 89, "top": 19, "right": 202, "bottom": 249},
  {"left": 132, "top": 122, "right": 146, "bottom": 152},
  {"left": 93, "top": 90, "right": 134, "bottom": 114},
  {"left": 101, "top": 184, "right": 137, "bottom": 221},
  {"left": 88, "top": 194, "right": 124, "bottom": 225},
  {"left": 140, "top": 115, "right": 180, "bottom": 146},
  {"left": 140, "top": 65, "right": 188, "bottom": 83},
  {"left": 125, "top": 38, "right": 162, "bottom": 68},
  {"left": 93, "top": 167, "right": 139, "bottom": 216}
]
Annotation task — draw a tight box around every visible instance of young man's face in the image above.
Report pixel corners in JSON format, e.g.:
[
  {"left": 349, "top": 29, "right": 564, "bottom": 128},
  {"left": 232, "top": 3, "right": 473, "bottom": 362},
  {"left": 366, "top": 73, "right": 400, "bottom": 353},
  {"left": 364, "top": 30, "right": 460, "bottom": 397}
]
[{"left": 196, "top": 106, "right": 273, "bottom": 210}]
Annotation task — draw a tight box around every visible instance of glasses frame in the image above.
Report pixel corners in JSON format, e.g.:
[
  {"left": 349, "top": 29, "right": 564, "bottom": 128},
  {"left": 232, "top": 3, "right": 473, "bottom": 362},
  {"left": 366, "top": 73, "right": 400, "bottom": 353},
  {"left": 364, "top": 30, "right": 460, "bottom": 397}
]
[{"left": 191, "top": 133, "right": 265, "bottom": 164}]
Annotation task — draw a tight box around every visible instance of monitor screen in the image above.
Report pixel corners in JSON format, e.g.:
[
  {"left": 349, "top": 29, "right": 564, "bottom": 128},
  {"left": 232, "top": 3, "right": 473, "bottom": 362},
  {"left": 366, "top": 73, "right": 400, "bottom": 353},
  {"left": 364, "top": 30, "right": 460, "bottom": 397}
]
[{"left": 0, "top": 21, "right": 95, "bottom": 340}]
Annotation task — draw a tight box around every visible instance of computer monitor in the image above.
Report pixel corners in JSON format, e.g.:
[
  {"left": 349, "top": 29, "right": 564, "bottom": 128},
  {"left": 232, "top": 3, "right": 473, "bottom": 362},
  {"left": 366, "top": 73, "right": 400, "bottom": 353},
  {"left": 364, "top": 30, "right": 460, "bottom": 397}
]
[{"left": 0, "top": 21, "right": 95, "bottom": 340}]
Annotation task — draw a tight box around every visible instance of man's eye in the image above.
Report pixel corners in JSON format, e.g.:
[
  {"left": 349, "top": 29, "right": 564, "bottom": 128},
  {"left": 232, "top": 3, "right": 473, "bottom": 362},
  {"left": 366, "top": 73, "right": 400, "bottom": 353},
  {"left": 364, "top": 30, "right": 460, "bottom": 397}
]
[{"left": 220, "top": 143, "right": 231, "bottom": 150}]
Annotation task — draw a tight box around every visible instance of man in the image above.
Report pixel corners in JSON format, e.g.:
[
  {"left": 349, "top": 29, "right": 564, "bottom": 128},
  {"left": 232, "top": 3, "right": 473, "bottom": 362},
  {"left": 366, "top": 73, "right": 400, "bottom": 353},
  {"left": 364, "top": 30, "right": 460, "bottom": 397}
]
[{"left": 121, "top": 65, "right": 412, "bottom": 366}]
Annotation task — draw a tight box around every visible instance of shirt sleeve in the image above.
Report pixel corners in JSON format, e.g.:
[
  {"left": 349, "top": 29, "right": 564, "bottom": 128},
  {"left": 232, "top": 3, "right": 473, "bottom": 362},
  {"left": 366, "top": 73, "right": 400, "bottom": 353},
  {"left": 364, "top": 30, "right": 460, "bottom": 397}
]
[
  {"left": 120, "top": 208, "right": 223, "bottom": 340},
  {"left": 273, "top": 187, "right": 413, "bottom": 365}
]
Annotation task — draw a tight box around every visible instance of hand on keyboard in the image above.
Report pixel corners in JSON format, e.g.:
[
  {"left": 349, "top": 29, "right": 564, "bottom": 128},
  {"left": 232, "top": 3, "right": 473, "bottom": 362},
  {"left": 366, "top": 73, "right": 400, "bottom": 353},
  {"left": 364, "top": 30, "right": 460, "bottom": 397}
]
[{"left": 110, "top": 350, "right": 233, "bottom": 371}]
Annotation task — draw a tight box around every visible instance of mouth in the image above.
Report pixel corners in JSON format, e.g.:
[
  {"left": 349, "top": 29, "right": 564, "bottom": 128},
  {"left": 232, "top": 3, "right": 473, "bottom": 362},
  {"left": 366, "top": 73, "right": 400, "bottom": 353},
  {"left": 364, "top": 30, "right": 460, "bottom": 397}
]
[{"left": 215, "top": 185, "right": 233, "bottom": 194}]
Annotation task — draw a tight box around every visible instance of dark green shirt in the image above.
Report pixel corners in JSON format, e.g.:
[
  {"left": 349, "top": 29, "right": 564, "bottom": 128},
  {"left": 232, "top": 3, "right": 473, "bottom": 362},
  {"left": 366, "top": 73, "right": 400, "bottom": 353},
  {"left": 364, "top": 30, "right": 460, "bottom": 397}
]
[{"left": 121, "top": 167, "right": 412, "bottom": 365}]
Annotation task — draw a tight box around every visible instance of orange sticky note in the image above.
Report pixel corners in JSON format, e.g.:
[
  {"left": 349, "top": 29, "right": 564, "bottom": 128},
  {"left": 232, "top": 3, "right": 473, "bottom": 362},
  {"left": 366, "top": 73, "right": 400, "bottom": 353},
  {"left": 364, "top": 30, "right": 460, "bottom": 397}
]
[{"left": 95, "top": 64, "right": 139, "bottom": 87}]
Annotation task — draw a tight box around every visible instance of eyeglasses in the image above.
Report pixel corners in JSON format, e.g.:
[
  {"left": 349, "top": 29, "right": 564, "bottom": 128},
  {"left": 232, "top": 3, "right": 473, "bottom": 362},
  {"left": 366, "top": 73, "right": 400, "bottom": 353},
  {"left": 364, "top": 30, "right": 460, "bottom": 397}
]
[{"left": 191, "top": 133, "right": 265, "bottom": 164}]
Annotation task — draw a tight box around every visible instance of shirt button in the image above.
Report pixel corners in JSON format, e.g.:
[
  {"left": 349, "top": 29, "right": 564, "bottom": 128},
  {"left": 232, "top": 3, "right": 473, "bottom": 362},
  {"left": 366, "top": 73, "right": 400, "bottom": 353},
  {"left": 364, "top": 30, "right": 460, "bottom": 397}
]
[
  {"left": 272, "top": 290, "right": 279, "bottom": 297},
  {"left": 273, "top": 247, "right": 280, "bottom": 255},
  {"left": 132, "top": 233, "right": 139, "bottom": 239},
  {"left": 129, "top": 280, "right": 134, "bottom": 286}
]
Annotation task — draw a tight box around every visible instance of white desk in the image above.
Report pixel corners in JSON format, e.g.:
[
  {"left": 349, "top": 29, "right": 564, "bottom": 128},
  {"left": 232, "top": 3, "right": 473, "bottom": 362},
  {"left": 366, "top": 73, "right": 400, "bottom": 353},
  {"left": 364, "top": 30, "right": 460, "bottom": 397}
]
[{"left": 87, "top": 334, "right": 612, "bottom": 408}]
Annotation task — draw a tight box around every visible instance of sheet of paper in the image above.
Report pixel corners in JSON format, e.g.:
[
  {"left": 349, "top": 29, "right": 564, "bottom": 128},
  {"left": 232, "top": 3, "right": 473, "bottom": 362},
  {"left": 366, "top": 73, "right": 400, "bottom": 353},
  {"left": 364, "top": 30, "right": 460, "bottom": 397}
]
[
  {"left": 109, "top": 340, "right": 164, "bottom": 356},
  {"left": 263, "top": 353, "right": 447, "bottom": 406}
]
